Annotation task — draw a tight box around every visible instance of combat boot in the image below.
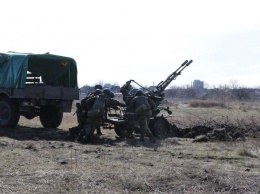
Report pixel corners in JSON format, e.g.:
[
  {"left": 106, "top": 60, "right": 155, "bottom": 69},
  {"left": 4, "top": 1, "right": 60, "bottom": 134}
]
[
  {"left": 96, "top": 127, "right": 103, "bottom": 136},
  {"left": 149, "top": 137, "right": 157, "bottom": 143},
  {"left": 69, "top": 128, "right": 77, "bottom": 138},
  {"left": 82, "top": 134, "right": 94, "bottom": 144},
  {"left": 69, "top": 127, "right": 81, "bottom": 139},
  {"left": 149, "top": 135, "right": 157, "bottom": 143},
  {"left": 140, "top": 133, "right": 145, "bottom": 142},
  {"left": 76, "top": 130, "right": 85, "bottom": 142}
]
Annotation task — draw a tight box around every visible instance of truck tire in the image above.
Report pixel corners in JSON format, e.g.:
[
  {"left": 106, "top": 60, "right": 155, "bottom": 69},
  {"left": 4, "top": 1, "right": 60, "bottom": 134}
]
[
  {"left": 0, "top": 98, "right": 20, "bottom": 127},
  {"left": 40, "top": 107, "right": 63, "bottom": 128},
  {"left": 114, "top": 124, "right": 135, "bottom": 138},
  {"left": 149, "top": 117, "right": 170, "bottom": 139},
  {"left": 51, "top": 108, "right": 63, "bottom": 128}
]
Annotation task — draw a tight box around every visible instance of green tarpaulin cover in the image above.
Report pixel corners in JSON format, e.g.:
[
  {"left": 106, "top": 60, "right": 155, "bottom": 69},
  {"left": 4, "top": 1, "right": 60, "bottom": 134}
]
[{"left": 0, "top": 52, "right": 78, "bottom": 89}]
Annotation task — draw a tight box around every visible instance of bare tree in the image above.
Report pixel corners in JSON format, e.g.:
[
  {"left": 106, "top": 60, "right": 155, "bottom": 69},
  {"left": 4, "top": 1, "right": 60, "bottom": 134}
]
[{"left": 229, "top": 80, "right": 239, "bottom": 89}]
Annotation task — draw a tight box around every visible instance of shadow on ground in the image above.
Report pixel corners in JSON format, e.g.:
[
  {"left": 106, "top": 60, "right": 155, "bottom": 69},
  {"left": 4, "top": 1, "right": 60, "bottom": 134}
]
[
  {"left": 0, "top": 126, "right": 71, "bottom": 141},
  {"left": 0, "top": 126, "right": 161, "bottom": 148}
]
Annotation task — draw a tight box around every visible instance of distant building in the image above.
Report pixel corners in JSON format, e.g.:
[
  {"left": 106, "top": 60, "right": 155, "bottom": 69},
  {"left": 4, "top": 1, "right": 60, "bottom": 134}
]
[
  {"left": 148, "top": 86, "right": 157, "bottom": 91},
  {"left": 193, "top": 80, "right": 204, "bottom": 90},
  {"left": 104, "top": 83, "right": 112, "bottom": 88},
  {"left": 110, "top": 85, "right": 120, "bottom": 93}
]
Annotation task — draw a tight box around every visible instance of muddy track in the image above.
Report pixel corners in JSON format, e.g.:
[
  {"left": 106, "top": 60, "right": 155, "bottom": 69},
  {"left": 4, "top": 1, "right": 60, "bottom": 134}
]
[
  {"left": 1, "top": 122, "right": 259, "bottom": 145},
  {"left": 171, "top": 123, "right": 260, "bottom": 142}
]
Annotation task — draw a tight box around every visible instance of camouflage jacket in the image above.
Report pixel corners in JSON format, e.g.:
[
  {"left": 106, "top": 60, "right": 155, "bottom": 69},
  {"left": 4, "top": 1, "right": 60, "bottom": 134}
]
[
  {"left": 85, "top": 94, "right": 126, "bottom": 111},
  {"left": 128, "top": 95, "right": 156, "bottom": 116}
]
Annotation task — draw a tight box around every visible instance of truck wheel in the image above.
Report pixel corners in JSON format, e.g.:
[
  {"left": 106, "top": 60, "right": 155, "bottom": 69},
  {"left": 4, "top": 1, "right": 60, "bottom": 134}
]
[
  {"left": 40, "top": 107, "right": 63, "bottom": 128},
  {"left": 0, "top": 98, "right": 20, "bottom": 127},
  {"left": 149, "top": 117, "right": 170, "bottom": 139},
  {"left": 114, "top": 124, "right": 135, "bottom": 138}
]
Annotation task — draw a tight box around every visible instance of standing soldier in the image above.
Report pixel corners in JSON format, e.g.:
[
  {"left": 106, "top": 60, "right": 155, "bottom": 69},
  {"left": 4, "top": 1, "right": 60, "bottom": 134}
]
[
  {"left": 127, "top": 90, "right": 157, "bottom": 143},
  {"left": 120, "top": 80, "right": 133, "bottom": 106}
]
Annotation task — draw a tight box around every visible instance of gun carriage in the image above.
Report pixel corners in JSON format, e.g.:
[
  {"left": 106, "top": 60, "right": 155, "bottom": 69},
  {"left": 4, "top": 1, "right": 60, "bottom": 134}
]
[{"left": 103, "top": 60, "right": 193, "bottom": 139}]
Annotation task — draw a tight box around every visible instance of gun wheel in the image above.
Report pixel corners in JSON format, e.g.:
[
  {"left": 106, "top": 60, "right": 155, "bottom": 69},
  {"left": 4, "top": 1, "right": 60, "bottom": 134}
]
[
  {"left": 114, "top": 124, "right": 134, "bottom": 138},
  {"left": 149, "top": 117, "right": 170, "bottom": 139}
]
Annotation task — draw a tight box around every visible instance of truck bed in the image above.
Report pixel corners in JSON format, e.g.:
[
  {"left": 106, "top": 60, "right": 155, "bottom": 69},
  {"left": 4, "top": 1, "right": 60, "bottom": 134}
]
[{"left": 2, "top": 86, "right": 80, "bottom": 100}]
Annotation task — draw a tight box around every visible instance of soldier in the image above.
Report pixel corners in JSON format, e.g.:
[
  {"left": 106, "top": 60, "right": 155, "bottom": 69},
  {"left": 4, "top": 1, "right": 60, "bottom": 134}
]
[
  {"left": 80, "top": 88, "right": 126, "bottom": 143},
  {"left": 69, "top": 85, "right": 103, "bottom": 139},
  {"left": 127, "top": 90, "right": 157, "bottom": 143},
  {"left": 120, "top": 80, "right": 133, "bottom": 106},
  {"left": 68, "top": 102, "right": 86, "bottom": 138},
  {"left": 89, "top": 85, "right": 103, "bottom": 136}
]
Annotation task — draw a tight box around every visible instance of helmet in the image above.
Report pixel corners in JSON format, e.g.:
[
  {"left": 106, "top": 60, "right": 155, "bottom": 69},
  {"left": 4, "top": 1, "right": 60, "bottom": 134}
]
[
  {"left": 103, "top": 88, "right": 114, "bottom": 98},
  {"left": 94, "top": 85, "right": 103, "bottom": 90},
  {"left": 109, "top": 91, "right": 115, "bottom": 98},
  {"left": 135, "top": 90, "right": 144, "bottom": 96},
  {"left": 94, "top": 89, "right": 102, "bottom": 96}
]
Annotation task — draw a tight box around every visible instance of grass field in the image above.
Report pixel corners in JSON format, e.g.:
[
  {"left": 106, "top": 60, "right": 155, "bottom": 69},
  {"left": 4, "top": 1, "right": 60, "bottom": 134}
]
[{"left": 0, "top": 100, "right": 259, "bottom": 193}]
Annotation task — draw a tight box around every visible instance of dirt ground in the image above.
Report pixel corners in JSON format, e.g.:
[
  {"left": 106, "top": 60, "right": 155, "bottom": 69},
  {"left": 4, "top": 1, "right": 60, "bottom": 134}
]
[{"left": 0, "top": 111, "right": 259, "bottom": 194}]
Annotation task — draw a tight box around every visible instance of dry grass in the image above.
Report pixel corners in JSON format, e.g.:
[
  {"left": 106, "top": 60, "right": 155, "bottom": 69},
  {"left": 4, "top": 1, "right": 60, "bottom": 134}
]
[
  {"left": 168, "top": 100, "right": 260, "bottom": 130},
  {"left": 189, "top": 100, "right": 226, "bottom": 108},
  {"left": 0, "top": 100, "right": 260, "bottom": 193},
  {"left": 1, "top": 134, "right": 259, "bottom": 193}
]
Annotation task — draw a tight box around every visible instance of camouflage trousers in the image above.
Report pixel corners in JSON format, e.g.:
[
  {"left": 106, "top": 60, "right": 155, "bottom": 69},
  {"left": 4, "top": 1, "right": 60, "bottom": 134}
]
[
  {"left": 138, "top": 115, "right": 153, "bottom": 138},
  {"left": 69, "top": 115, "right": 86, "bottom": 139},
  {"left": 84, "top": 117, "right": 102, "bottom": 141}
]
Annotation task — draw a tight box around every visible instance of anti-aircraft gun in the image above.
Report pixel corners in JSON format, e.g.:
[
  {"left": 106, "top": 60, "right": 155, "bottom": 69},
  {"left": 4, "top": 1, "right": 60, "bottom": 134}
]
[
  {"left": 105, "top": 60, "right": 193, "bottom": 139},
  {"left": 147, "top": 59, "right": 193, "bottom": 107}
]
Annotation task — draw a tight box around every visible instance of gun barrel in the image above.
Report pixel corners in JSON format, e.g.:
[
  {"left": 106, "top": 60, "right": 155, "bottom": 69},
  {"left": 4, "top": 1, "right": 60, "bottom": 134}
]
[
  {"left": 186, "top": 60, "right": 193, "bottom": 66},
  {"left": 176, "top": 59, "right": 193, "bottom": 74},
  {"left": 156, "top": 59, "right": 193, "bottom": 94},
  {"left": 171, "top": 60, "right": 189, "bottom": 75}
]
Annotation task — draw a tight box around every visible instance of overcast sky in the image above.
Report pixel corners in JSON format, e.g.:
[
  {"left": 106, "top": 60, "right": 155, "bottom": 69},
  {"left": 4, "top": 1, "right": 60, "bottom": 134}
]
[{"left": 1, "top": 0, "right": 260, "bottom": 88}]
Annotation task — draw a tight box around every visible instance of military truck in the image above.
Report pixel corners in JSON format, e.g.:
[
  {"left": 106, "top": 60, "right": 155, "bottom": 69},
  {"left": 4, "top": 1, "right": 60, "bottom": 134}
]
[{"left": 0, "top": 52, "right": 79, "bottom": 128}]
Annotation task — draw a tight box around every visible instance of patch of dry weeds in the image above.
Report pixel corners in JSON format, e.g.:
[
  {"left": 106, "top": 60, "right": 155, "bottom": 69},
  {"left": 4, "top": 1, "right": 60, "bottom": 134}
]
[{"left": 0, "top": 101, "right": 260, "bottom": 193}]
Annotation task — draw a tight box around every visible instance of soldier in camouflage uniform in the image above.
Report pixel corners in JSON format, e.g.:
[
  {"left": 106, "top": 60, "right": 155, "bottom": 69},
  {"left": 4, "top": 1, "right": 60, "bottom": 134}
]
[
  {"left": 80, "top": 88, "right": 126, "bottom": 143},
  {"left": 68, "top": 102, "right": 86, "bottom": 138},
  {"left": 127, "top": 90, "right": 157, "bottom": 143},
  {"left": 69, "top": 85, "right": 103, "bottom": 139},
  {"left": 120, "top": 80, "right": 133, "bottom": 105}
]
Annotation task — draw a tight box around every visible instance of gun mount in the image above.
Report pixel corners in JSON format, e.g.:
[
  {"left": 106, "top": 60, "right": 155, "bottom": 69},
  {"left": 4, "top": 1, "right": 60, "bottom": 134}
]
[
  {"left": 120, "top": 59, "right": 193, "bottom": 106},
  {"left": 105, "top": 59, "right": 193, "bottom": 139}
]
